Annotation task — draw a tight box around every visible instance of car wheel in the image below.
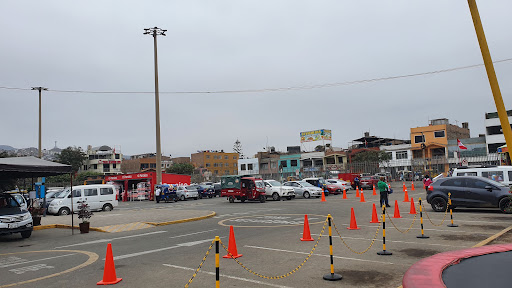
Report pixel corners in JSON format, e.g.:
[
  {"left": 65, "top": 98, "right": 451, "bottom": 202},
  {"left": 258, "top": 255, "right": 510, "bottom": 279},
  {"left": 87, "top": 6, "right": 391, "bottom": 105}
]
[
  {"left": 180, "top": 195, "right": 186, "bottom": 201},
  {"left": 58, "top": 207, "right": 71, "bottom": 216},
  {"left": 194, "top": 197, "right": 198, "bottom": 200},
  {"left": 21, "top": 230, "right": 32, "bottom": 239},
  {"left": 272, "top": 193, "right": 280, "bottom": 201},
  {"left": 499, "top": 197, "right": 512, "bottom": 214},
  {"left": 241, "top": 197, "right": 246, "bottom": 203},
  {"left": 431, "top": 197, "right": 447, "bottom": 212},
  {"left": 286, "top": 196, "right": 292, "bottom": 200},
  {"left": 102, "top": 204, "right": 113, "bottom": 212},
  {"left": 304, "top": 192, "right": 310, "bottom": 199},
  {"left": 198, "top": 194, "right": 203, "bottom": 199},
  {"left": 260, "top": 195, "right": 266, "bottom": 203},
  {"left": 229, "top": 196, "right": 235, "bottom": 203},
  {"left": 208, "top": 195, "right": 213, "bottom": 198}
]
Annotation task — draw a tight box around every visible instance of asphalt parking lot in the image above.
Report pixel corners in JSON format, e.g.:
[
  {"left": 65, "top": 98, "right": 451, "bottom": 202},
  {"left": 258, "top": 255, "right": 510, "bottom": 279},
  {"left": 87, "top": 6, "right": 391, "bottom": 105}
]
[{"left": 1, "top": 183, "right": 511, "bottom": 288}]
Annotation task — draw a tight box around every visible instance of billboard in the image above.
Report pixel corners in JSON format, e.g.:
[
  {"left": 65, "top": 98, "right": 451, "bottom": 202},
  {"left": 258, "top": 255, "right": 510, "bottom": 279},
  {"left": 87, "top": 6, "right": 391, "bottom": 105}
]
[{"left": 300, "top": 129, "right": 332, "bottom": 143}]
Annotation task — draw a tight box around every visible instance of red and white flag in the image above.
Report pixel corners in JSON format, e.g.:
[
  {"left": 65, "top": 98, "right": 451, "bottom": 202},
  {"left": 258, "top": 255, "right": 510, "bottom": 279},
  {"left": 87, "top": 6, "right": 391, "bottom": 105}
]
[{"left": 457, "top": 139, "right": 467, "bottom": 150}]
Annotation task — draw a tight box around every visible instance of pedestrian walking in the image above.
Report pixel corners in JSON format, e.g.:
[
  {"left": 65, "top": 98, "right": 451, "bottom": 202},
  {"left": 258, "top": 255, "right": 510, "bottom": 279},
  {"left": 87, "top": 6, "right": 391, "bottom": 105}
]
[
  {"left": 377, "top": 176, "right": 391, "bottom": 207},
  {"left": 423, "top": 175, "right": 432, "bottom": 192},
  {"left": 155, "top": 186, "right": 161, "bottom": 203}
]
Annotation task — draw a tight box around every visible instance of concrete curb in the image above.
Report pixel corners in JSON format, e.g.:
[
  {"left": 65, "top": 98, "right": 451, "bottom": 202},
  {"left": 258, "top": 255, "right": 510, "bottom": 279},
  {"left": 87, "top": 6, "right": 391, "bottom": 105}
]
[
  {"left": 144, "top": 211, "right": 216, "bottom": 226},
  {"left": 33, "top": 211, "right": 216, "bottom": 232}
]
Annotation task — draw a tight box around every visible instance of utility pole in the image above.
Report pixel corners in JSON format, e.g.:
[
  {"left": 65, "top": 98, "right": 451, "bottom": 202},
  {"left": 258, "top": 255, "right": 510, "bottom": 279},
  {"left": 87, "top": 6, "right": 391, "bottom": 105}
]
[
  {"left": 32, "top": 87, "right": 48, "bottom": 158},
  {"left": 467, "top": 0, "right": 512, "bottom": 160},
  {"left": 144, "top": 27, "right": 166, "bottom": 190}
]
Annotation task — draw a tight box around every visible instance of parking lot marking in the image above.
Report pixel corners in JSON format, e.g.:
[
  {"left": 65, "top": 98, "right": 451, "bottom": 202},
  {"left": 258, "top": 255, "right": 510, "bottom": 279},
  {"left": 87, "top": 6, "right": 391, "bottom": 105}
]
[
  {"left": 0, "top": 254, "right": 76, "bottom": 268},
  {"left": 54, "top": 231, "right": 167, "bottom": 249},
  {"left": 244, "top": 245, "right": 395, "bottom": 265},
  {"left": 163, "top": 264, "right": 294, "bottom": 288},
  {"left": 113, "top": 238, "right": 214, "bottom": 260},
  {"left": 99, "top": 221, "right": 153, "bottom": 233},
  {"left": 168, "top": 229, "right": 217, "bottom": 239},
  {"left": 218, "top": 214, "right": 326, "bottom": 228},
  {"left": 0, "top": 250, "right": 98, "bottom": 288},
  {"left": 308, "top": 234, "right": 460, "bottom": 247},
  {"left": 9, "top": 264, "right": 54, "bottom": 275}
]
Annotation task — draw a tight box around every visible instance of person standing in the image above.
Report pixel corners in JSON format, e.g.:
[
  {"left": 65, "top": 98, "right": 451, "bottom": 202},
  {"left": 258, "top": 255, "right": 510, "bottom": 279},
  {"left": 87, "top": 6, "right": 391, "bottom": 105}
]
[
  {"left": 423, "top": 175, "right": 432, "bottom": 193},
  {"left": 377, "top": 176, "right": 390, "bottom": 207},
  {"left": 155, "top": 186, "right": 161, "bottom": 203},
  {"left": 354, "top": 176, "right": 360, "bottom": 190}
]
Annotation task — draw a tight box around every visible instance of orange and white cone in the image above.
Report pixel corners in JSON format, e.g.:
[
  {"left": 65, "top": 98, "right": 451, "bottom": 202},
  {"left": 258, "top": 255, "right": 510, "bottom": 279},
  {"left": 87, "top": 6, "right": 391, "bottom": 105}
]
[
  {"left": 370, "top": 203, "right": 380, "bottom": 223},
  {"left": 223, "top": 226, "right": 242, "bottom": 258},
  {"left": 393, "top": 200, "right": 402, "bottom": 218},
  {"left": 342, "top": 188, "right": 347, "bottom": 199},
  {"left": 411, "top": 182, "right": 415, "bottom": 191},
  {"left": 321, "top": 190, "right": 326, "bottom": 202},
  {"left": 409, "top": 197, "right": 417, "bottom": 214},
  {"left": 356, "top": 187, "right": 360, "bottom": 198},
  {"left": 347, "top": 207, "right": 360, "bottom": 230},
  {"left": 360, "top": 191, "right": 366, "bottom": 203},
  {"left": 403, "top": 188, "right": 410, "bottom": 202},
  {"left": 373, "top": 185, "right": 377, "bottom": 196},
  {"left": 97, "top": 243, "right": 122, "bottom": 285}
]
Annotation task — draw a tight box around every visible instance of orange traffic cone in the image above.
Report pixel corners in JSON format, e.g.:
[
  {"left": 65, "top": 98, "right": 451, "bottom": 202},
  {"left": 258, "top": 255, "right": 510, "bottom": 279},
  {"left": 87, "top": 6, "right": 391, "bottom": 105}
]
[
  {"left": 409, "top": 198, "right": 416, "bottom": 214},
  {"left": 373, "top": 185, "right": 377, "bottom": 196},
  {"left": 393, "top": 200, "right": 402, "bottom": 218},
  {"left": 342, "top": 188, "right": 347, "bottom": 199},
  {"left": 356, "top": 187, "right": 360, "bottom": 198},
  {"left": 411, "top": 182, "right": 415, "bottom": 191},
  {"left": 347, "top": 207, "right": 360, "bottom": 230},
  {"left": 223, "top": 226, "right": 242, "bottom": 258},
  {"left": 403, "top": 188, "right": 409, "bottom": 202},
  {"left": 97, "top": 243, "right": 122, "bottom": 285},
  {"left": 360, "top": 191, "right": 366, "bottom": 203},
  {"left": 300, "top": 215, "right": 314, "bottom": 241},
  {"left": 370, "top": 203, "right": 380, "bottom": 223},
  {"left": 403, "top": 182, "right": 406, "bottom": 192},
  {"left": 321, "top": 190, "right": 326, "bottom": 202}
]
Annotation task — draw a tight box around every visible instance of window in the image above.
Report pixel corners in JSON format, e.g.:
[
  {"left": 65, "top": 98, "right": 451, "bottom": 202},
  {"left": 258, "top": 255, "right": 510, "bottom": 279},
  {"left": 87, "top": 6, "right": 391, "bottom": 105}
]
[
  {"left": 303, "top": 160, "right": 312, "bottom": 167},
  {"left": 233, "top": 156, "right": 237, "bottom": 160},
  {"left": 466, "top": 179, "right": 490, "bottom": 189},
  {"left": 224, "top": 156, "right": 228, "bottom": 160},
  {"left": 291, "top": 160, "right": 298, "bottom": 166},
  {"left": 271, "top": 162, "right": 277, "bottom": 168},
  {"left": 434, "top": 130, "right": 445, "bottom": 138},
  {"left": 93, "top": 164, "right": 98, "bottom": 169},
  {"left": 241, "top": 164, "right": 246, "bottom": 170},
  {"left": 261, "top": 163, "right": 269, "bottom": 170},
  {"left": 509, "top": 171, "right": 512, "bottom": 182},
  {"left": 326, "top": 157, "right": 335, "bottom": 164},
  {"left": 440, "top": 178, "right": 465, "bottom": 187},
  {"left": 225, "top": 170, "right": 229, "bottom": 174},
  {"left": 233, "top": 170, "right": 237, "bottom": 174},
  {"left": 214, "top": 163, "right": 218, "bottom": 167},
  {"left": 396, "top": 151, "right": 408, "bottom": 160},
  {"left": 84, "top": 188, "right": 98, "bottom": 196},
  {"left": 150, "top": 163, "right": 156, "bottom": 168},
  {"left": 457, "top": 172, "right": 477, "bottom": 176},
  {"left": 220, "top": 163, "right": 223, "bottom": 167},
  {"left": 248, "top": 164, "right": 253, "bottom": 170},
  {"left": 482, "top": 171, "right": 504, "bottom": 182},
  {"left": 337, "top": 157, "right": 343, "bottom": 164},
  {"left": 206, "top": 155, "right": 210, "bottom": 159},
  {"left": 233, "top": 163, "right": 237, "bottom": 167},
  {"left": 314, "top": 159, "right": 323, "bottom": 166},
  {"left": 83, "top": 165, "right": 88, "bottom": 171},
  {"left": 113, "top": 164, "right": 117, "bottom": 169},
  {"left": 115, "top": 154, "right": 120, "bottom": 159},
  {"left": 280, "top": 161, "right": 288, "bottom": 168},
  {"left": 205, "top": 163, "right": 210, "bottom": 167},
  {"left": 214, "top": 170, "right": 218, "bottom": 175},
  {"left": 72, "top": 190, "right": 81, "bottom": 197},
  {"left": 100, "top": 188, "right": 113, "bottom": 195},
  {"left": 414, "top": 135, "right": 425, "bottom": 143}
]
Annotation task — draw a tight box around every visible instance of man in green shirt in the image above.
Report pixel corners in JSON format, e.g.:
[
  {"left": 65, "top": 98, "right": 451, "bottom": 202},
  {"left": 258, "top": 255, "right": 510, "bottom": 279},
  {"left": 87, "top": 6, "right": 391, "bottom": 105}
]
[{"left": 377, "top": 176, "right": 391, "bottom": 208}]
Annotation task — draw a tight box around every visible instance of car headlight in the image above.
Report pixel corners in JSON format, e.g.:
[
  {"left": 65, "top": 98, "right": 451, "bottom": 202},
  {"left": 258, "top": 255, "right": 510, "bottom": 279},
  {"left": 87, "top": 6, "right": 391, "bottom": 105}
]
[
  {"left": 57, "top": 200, "right": 63, "bottom": 205},
  {"left": 23, "top": 213, "right": 31, "bottom": 220}
]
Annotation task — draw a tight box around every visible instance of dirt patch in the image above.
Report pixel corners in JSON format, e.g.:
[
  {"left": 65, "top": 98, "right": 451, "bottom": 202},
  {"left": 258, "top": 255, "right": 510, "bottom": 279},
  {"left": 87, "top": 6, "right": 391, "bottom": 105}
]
[
  {"left": 439, "top": 234, "right": 488, "bottom": 242},
  {"left": 335, "top": 270, "right": 393, "bottom": 287},
  {"left": 463, "top": 224, "right": 508, "bottom": 231},
  {"left": 398, "top": 248, "right": 439, "bottom": 258}
]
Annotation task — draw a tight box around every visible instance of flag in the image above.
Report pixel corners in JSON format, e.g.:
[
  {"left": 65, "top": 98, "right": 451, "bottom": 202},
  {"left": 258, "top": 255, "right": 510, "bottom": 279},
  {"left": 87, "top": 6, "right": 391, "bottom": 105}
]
[{"left": 457, "top": 139, "right": 467, "bottom": 150}]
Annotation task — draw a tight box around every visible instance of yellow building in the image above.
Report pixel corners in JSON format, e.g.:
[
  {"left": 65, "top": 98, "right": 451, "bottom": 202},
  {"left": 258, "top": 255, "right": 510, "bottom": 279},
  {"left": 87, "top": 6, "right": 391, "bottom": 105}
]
[{"left": 191, "top": 150, "right": 239, "bottom": 176}]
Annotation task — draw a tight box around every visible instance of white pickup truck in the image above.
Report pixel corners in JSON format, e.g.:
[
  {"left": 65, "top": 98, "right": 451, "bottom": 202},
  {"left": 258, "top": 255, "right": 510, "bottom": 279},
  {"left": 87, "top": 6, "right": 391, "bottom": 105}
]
[{"left": 263, "top": 180, "right": 295, "bottom": 201}]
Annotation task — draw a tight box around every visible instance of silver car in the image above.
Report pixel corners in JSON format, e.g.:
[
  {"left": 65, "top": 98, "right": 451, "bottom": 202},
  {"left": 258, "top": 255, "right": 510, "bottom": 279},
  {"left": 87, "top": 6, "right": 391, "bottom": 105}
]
[
  {"left": 176, "top": 186, "right": 199, "bottom": 201},
  {"left": 283, "top": 181, "right": 323, "bottom": 199}
]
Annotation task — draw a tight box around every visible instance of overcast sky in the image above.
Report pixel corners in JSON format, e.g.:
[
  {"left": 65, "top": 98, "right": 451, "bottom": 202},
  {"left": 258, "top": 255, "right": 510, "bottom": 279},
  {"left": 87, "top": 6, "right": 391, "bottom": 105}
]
[{"left": 1, "top": 1, "right": 511, "bottom": 158}]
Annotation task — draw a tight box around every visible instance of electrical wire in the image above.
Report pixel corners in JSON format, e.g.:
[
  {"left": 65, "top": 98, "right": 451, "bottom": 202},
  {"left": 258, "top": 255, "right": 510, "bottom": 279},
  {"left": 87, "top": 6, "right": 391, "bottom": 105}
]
[{"left": 1, "top": 58, "right": 511, "bottom": 95}]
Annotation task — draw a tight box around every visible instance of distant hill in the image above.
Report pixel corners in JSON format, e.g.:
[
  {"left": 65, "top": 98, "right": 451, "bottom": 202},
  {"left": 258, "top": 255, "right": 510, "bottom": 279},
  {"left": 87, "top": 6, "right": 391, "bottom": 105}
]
[{"left": 0, "top": 145, "right": 16, "bottom": 151}]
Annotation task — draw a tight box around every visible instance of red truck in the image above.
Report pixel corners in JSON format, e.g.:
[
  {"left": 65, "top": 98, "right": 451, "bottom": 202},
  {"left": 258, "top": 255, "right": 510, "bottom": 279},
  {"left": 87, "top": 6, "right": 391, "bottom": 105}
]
[
  {"left": 221, "top": 175, "right": 266, "bottom": 203},
  {"left": 338, "top": 173, "right": 360, "bottom": 189}
]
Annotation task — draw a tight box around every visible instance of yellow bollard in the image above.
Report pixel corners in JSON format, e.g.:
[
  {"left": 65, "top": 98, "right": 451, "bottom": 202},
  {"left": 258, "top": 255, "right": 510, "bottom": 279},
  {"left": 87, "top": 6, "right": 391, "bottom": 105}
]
[
  {"left": 377, "top": 205, "right": 392, "bottom": 255},
  {"left": 417, "top": 198, "right": 429, "bottom": 239},
  {"left": 215, "top": 236, "right": 220, "bottom": 288},
  {"left": 447, "top": 193, "right": 458, "bottom": 228},
  {"left": 323, "top": 215, "right": 342, "bottom": 281}
]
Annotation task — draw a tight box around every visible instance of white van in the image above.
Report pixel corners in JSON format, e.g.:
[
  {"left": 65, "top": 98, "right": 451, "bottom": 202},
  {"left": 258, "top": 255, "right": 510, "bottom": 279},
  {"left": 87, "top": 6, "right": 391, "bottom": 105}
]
[
  {"left": 47, "top": 184, "right": 118, "bottom": 216},
  {"left": 453, "top": 166, "right": 512, "bottom": 187}
]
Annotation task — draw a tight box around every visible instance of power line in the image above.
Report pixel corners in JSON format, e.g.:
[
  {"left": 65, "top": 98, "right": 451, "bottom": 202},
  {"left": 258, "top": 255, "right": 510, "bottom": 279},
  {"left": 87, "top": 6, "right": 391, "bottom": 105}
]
[{"left": 1, "top": 58, "right": 511, "bottom": 95}]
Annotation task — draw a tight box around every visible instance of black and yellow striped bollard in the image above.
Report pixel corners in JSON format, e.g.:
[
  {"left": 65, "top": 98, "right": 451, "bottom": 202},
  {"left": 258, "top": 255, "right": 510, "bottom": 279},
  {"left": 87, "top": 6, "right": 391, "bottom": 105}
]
[
  {"left": 447, "top": 193, "right": 458, "bottom": 227},
  {"left": 377, "top": 205, "right": 392, "bottom": 255},
  {"left": 323, "top": 214, "right": 342, "bottom": 281},
  {"left": 416, "top": 198, "right": 429, "bottom": 239},
  {"left": 215, "top": 236, "right": 220, "bottom": 288}
]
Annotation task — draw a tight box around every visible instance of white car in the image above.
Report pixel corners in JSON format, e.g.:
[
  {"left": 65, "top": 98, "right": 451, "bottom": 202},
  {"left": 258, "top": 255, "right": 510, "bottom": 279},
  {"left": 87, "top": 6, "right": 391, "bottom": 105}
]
[
  {"left": 326, "top": 179, "right": 352, "bottom": 191},
  {"left": 0, "top": 193, "right": 33, "bottom": 238},
  {"left": 176, "top": 186, "right": 199, "bottom": 201},
  {"left": 283, "top": 181, "right": 323, "bottom": 199},
  {"left": 48, "top": 184, "right": 118, "bottom": 216},
  {"left": 262, "top": 180, "right": 295, "bottom": 201}
]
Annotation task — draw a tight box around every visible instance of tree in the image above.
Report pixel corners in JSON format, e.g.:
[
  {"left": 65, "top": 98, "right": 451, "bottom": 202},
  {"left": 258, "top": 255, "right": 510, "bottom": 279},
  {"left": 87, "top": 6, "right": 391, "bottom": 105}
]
[
  {"left": 233, "top": 139, "right": 244, "bottom": 159},
  {"left": 57, "top": 146, "right": 87, "bottom": 174},
  {"left": 352, "top": 150, "right": 391, "bottom": 162},
  {"left": 166, "top": 163, "right": 195, "bottom": 175}
]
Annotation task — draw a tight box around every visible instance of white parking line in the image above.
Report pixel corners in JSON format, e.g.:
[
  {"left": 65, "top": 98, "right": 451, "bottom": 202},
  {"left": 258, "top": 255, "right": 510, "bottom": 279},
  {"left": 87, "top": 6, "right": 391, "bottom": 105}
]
[
  {"left": 113, "top": 239, "right": 214, "bottom": 260},
  {"left": 308, "top": 234, "right": 460, "bottom": 247},
  {"left": 55, "top": 231, "right": 167, "bottom": 249},
  {"left": 163, "top": 264, "right": 294, "bottom": 288},
  {"left": 244, "top": 245, "right": 395, "bottom": 265},
  {"left": 0, "top": 254, "right": 76, "bottom": 268},
  {"left": 169, "top": 229, "right": 217, "bottom": 239}
]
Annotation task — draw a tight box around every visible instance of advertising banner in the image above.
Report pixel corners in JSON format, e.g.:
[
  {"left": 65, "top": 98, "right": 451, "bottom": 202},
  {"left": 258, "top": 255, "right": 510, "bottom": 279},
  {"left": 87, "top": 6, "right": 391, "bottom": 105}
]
[{"left": 300, "top": 129, "right": 332, "bottom": 143}]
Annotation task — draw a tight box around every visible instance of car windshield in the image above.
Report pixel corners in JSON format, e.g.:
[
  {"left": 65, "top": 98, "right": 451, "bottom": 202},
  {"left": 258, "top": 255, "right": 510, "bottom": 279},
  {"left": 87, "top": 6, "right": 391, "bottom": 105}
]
[
  {"left": 266, "top": 180, "right": 281, "bottom": 187},
  {"left": 255, "top": 181, "right": 265, "bottom": 188},
  {"left": 0, "top": 195, "right": 19, "bottom": 208},
  {"left": 300, "top": 181, "right": 315, "bottom": 187},
  {"left": 55, "top": 189, "right": 70, "bottom": 198}
]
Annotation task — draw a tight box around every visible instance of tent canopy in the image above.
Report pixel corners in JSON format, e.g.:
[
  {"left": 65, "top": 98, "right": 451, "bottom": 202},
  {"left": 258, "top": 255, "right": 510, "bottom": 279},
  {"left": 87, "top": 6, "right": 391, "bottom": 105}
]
[{"left": 0, "top": 156, "right": 72, "bottom": 180}]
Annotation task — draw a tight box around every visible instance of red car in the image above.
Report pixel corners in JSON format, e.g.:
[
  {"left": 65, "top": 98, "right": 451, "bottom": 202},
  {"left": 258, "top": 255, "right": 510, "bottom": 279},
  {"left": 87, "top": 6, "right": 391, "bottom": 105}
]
[{"left": 360, "top": 176, "right": 379, "bottom": 189}]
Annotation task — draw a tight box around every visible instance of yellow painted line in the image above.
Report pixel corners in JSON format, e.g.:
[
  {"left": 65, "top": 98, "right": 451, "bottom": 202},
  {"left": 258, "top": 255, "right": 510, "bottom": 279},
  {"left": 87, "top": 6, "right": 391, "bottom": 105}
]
[
  {"left": 218, "top": 213, "right": 327, "bottom": 228},
  {"left": 144, "top": 211, "right": 216, "bottom": 226},
  {"left": 472, "top": 223, "right": 512, "bottom": 248},
  {"left": 0, "top": 250, "right": 98, "bottom": 288}
]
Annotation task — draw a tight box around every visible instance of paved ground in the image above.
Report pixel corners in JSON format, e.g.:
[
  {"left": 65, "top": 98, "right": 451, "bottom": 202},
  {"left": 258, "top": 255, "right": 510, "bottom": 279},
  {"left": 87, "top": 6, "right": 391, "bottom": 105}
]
[{"left": 1, "top": 182, "right": 510, "bottom": 288}]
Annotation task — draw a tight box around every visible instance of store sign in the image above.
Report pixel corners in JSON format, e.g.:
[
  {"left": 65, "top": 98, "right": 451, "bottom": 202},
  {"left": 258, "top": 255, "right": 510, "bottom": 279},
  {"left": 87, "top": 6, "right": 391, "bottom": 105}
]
[
  {"left": 98, "top": 160, "right": 121, "bottom": 164},
  {"left": 300, "top": 129, "right": 332, "bottom": 143},
  {"left": 106, "top": 173, "right": 151, "bottom": 181}
]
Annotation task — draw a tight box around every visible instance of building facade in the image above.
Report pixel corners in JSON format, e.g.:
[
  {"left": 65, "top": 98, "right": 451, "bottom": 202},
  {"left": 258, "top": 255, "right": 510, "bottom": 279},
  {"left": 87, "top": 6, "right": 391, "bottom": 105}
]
[
  {"left": 191, "top": 150, "right": 239, "bottom": 176},
  {"left": 485, "top": 110, "right": 512, "bottom": 153},
  {"left": 279, "top": 154, "right": 301, "bottom": 180},
  {"left": 82, "top": 145, "right": 123, "bottom": 175},
  {"left": 121, "top": 153, "right": 172, "bottom": 174},
  {"left": 379, "top": 144, "right": 412, "bottom": 178},
  {"left": 238, "top": 158, "right": 259, "bottom": 175}
]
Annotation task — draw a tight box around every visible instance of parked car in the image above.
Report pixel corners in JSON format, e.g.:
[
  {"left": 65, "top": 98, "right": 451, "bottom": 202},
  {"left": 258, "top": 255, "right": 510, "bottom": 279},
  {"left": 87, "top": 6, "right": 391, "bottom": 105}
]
[
  {"left": 263, "top": 180, "right": 295, "bottom": 201},
  {"left": 47, "top": 184, "right": 118, "bottom": 216},
  {"left": 176, "top": 186, "right": 199, "bottom": 201},
  {"left": 213, "top": 183, "right": 221, "bottom": 197},
  {"left": 5, "top": 192, "right": 28, "bottom": 210},
  {"left": 360, "top": 176, "right": 379, "bottom": 189},
  {"left": 303, "top": 177, "right": 340, "bottom": 195},
  {"left": 196, "top": 184, "right": 215, "bottom": 198},
  {"left": 426, "top": 176, "right": 512, "bottom": 213},
  {"left": 453, "top": 166, "right": 512, "bottom": 187},
  {"left": 283, "top": 181, "right": 323, "bottom": 199},
  {"left": 0, "top": 193, "right": 33, "bottom": 238},
  {"left": 326, "top": 179, "right": 352, "bottom": 191}
]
